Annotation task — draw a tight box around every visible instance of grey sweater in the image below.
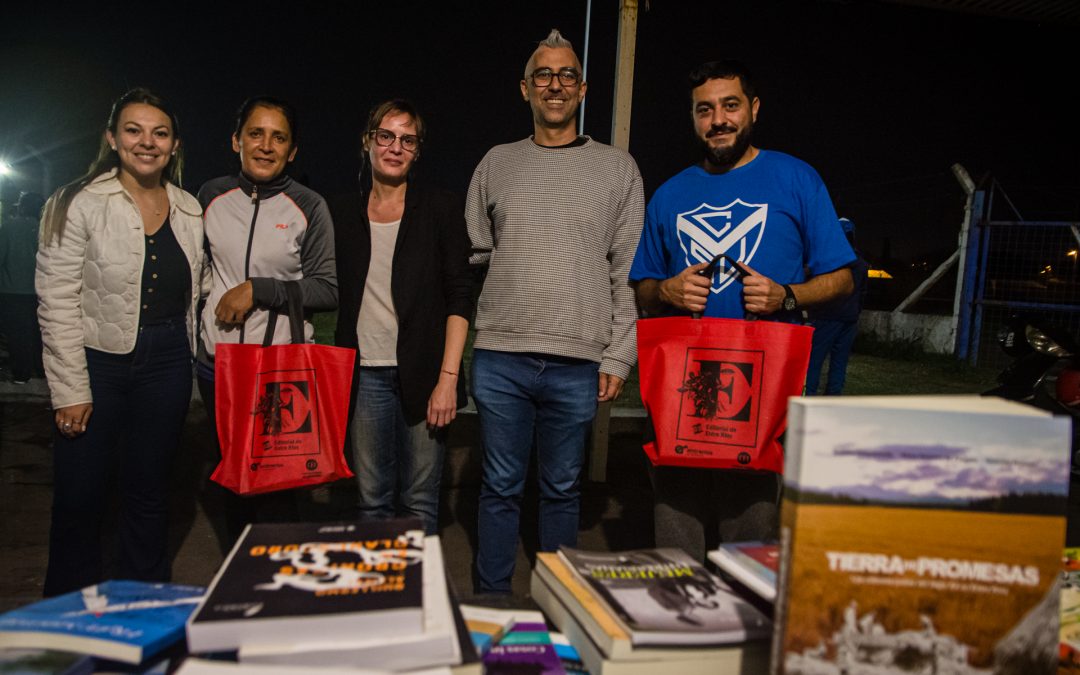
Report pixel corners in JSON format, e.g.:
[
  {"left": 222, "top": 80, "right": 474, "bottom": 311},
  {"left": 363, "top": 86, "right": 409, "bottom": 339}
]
[{"left": 466, "top": 137, "right": 644, "bottom": 380}]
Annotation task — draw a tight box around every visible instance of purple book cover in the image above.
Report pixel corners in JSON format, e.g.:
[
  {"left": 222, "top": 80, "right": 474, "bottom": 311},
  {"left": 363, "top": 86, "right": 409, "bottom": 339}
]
[{"left": 484, "top": 643, "right": 566, "bottom": 674}]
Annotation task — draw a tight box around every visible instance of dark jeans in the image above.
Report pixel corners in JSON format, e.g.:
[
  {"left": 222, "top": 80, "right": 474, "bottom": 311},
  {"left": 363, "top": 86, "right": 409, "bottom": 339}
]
[
  {"left": 350, "top": 366, "right": 445, "bottom": 536},
  {"left": 197, "top": 373, "right": 300, "bottom": 546},
  {"left": 0, "top": 293, "right": 43, "bottom": 381},
  {"left": 44, "top": 321, "right": 192, "bottom": 596},
  {"left": 805, "top": 318, "right": 858, "bottom": 395},
  {"left": 472, "top": 349, "right": 599, "bottom": 593}
]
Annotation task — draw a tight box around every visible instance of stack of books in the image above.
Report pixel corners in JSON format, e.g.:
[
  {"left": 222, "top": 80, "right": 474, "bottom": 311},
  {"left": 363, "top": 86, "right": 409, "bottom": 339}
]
[
  {"left": 709, "top": 540, "right": 779, "bottom": 603},
  {"left": 0, "top": 580, "right": 205, "bottom": 671},
  {"left": 184, "top": 518, "right": 479, "bottom": 673},
  {"left": 531, "top": 546, "right": 772, "bottom": 674}
]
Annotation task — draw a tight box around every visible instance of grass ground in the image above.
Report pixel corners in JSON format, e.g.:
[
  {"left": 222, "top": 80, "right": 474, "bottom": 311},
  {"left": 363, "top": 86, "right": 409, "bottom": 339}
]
[{"left": 314, "top": 312, "right": 999, "bottom": 403}]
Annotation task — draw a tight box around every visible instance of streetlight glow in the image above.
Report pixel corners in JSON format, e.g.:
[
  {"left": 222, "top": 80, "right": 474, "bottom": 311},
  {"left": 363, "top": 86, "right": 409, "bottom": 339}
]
[{"left": 0, "top": 160, "right": 12, "bottom": 176}]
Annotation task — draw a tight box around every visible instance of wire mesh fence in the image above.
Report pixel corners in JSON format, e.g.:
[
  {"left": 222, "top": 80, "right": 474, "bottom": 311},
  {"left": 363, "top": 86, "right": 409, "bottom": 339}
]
[{"left": 974, "top": 220, "right": 1080, "bottom": 369}]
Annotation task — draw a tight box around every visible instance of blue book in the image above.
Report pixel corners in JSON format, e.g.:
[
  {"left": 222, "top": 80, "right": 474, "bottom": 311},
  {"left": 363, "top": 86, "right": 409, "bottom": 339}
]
[{"left": 0, "top": 581, "right": 204, "bottom": 665}]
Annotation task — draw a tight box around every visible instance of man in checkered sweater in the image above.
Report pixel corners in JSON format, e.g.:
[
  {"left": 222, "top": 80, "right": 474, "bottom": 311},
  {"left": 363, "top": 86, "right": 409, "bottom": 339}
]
[{"left": 466, "top": 29, "right": 645, "bottom": 594}]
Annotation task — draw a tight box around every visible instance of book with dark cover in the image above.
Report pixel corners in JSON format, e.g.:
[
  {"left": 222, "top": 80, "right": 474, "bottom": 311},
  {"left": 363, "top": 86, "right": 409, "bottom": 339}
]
[
  {"left": 446, "top": 578, "right": 483, "bottom": 675},
  {"left": 186, "top": 518, "right": 424, "bottom": 653},
  {"left": 775, "top": 396, "right": 1070, "bottom": 675},
  {"left": 708, "top": 541, "right": 778, "bottom": 602},
  {"left": 558, "top": 547, "right": 770, "bottom": 646},
  {"left": 0, "top": 648, "right": 93, "bottom": 675},
  {"left": 532, "top": 563, "right": 768, "bottom": 674},
  {"left": 236, "top": 535, "right": 463, "bottom": 671},
  {"left": 0, "top": 581, "right": 204, "bottom": 665}
]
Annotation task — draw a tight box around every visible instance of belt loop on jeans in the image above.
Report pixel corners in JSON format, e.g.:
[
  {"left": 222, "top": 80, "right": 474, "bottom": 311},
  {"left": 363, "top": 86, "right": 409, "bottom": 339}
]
[{"left": 140, "top": 315, "right": 185, "bottom": 332}]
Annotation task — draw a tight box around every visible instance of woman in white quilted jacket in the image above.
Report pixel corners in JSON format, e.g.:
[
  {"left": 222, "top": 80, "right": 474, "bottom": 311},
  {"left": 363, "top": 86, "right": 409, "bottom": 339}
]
[{"left": 35, "top": 88, "right": 204, "bottom": 596}]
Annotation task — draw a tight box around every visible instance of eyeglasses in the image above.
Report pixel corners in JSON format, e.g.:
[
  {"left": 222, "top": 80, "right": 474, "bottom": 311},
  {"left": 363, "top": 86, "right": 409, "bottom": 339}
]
[
  {"left": 529, "top": 67, "right": 581, "bottom": 88},
  {"left": 369, "top": 128, "right": 420, "bottom": 152}
]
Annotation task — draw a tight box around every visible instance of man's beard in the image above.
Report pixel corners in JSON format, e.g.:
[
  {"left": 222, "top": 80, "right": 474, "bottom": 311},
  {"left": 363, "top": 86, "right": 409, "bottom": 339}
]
[{"left": 701, "top": 122, "right": 752, "bottom": 171}]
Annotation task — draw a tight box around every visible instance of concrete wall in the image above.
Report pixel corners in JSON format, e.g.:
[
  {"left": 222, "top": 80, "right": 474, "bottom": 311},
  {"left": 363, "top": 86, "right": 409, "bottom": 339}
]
[{"left": 858, "top": 310, "right": 955, "bottom": 355}]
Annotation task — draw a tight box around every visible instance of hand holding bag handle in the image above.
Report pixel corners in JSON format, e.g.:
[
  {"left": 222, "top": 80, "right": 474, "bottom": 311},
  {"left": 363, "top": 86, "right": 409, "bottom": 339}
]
[
  {"left": 261, "top": 280, "right": 305, "bottom": 347},
  {"left": 213, "top": 278, "right": 356, "bottom": 495},
  {"left": 692, "top": 253, "right": 756, "bottom": 321}
]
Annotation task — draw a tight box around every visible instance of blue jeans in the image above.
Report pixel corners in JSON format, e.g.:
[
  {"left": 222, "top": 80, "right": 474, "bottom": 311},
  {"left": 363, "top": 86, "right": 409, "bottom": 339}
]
[
  {"left": 350, "top": 366, "right": 445, "bottom": 535},
  {"left": 472, "top": 349, "right": 599, "bottom": 593},
  {"left": 805, "top": 319, "right": 858, "bottom": 396},
  {"left": 45, "top": 320, "right": 192, "bottom": 596}
]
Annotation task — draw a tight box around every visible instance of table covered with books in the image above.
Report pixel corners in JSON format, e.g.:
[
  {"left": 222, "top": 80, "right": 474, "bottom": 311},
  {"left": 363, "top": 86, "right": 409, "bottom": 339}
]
[{"left": 0, "top": 395, "right": 1073, "bottom": 674}]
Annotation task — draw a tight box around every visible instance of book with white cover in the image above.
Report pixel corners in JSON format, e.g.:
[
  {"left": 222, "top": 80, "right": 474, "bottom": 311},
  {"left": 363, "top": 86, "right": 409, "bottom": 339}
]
[
  {"left": 459, "top": 605, "right": 544, "bottom": 655},
  {"left": 238, "top": 535, "right": 459, "bottom": 671}
]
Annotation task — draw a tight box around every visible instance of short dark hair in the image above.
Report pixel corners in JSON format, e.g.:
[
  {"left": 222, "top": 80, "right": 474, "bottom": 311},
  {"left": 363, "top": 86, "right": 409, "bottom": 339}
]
[
  {"left": 688, "top": 60, "right": 757, "bottom": 102},
  {"left": 235, "top": 95, "right": 300, "bottom": 145}
]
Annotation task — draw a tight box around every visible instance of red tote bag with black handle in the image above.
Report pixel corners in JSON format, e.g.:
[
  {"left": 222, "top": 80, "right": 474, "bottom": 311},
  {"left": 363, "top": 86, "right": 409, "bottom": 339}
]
[
  {"left": 637, "top": 316, "right": 812, "bottom": 472},
  {"left": 212, "top": 281, "right": 355, "bottom": 495}
]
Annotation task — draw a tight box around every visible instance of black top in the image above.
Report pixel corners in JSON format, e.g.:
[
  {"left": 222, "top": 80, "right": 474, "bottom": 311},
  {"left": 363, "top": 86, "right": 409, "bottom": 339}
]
[
  {"left": 331, "top": 181, "right": 473, "bottom": 425},
  {"left": 140, "top": 218, "right": 190, "bottom": 325}
]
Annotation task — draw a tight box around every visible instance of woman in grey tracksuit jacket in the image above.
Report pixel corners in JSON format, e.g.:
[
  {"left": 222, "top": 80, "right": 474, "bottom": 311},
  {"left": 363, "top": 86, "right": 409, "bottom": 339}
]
[{"left": 196, "top": 96, "right": 336, "bottom": 541}]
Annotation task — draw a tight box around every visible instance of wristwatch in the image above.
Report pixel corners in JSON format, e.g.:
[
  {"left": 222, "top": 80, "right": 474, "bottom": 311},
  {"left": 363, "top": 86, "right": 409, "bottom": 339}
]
[{"left": 782, "top": 284, "right": 798, "bottom": 312}]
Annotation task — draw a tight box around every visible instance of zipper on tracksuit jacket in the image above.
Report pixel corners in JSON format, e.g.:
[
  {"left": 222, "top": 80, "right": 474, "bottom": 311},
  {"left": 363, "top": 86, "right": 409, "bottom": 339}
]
[{"left": 238, "top": 184, "right": 260, "bottom": 343}]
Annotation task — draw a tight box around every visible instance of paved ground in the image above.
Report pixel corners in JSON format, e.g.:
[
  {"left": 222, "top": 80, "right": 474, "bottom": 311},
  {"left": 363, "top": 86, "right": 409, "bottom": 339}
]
[{"left": 0, "top": 375, "right": 654, "bottom": 612}]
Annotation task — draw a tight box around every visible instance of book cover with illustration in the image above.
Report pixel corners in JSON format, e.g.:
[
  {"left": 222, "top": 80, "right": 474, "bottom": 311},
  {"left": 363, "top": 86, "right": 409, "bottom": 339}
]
[
  {"left": 709, "top": 541, "right": 779, "bottom": 602},
  {"left": 1060, "top": 548, "right": 1080, "bottom": 668},
  {"left": 558, "top": 547, "right": 770, "bottom": 646},
  {"left": 774, "top": 396, "right": 1070, "bottom": 675},
  {"left": 186, "top": 518, "right": 424, "bottom": 653},
  {"left": 0, "top": 581, "right": 204, "bottom": 665},
  {"left": 236, "top": 535, "right": 460, "bottom": 670}
]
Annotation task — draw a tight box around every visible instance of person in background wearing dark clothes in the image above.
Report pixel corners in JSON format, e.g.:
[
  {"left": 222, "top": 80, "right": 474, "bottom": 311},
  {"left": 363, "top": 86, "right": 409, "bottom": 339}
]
[
  {"left": 36, "top": 88, "right": 204, "bottom": 595},
  {"left": 0, "top": 191, "right": 45, "bottom": 383},
  {"left": 331, "top": 99, "right": 472, "bottom": 536},
  {"left": 805, "top": 217, "right": 870, "bottom": 395},
  {"left": 197, "top": 97, "right": 337, "bottom": 544}
]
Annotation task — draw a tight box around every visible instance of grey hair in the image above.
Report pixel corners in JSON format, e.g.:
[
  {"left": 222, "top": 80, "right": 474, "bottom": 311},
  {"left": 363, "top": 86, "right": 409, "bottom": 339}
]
[
  {"left": 524, "top": 29, "right": 578, "bottom": 78},
  {"left": 540, "top": 28, "right": 573, "bottom": 50}
]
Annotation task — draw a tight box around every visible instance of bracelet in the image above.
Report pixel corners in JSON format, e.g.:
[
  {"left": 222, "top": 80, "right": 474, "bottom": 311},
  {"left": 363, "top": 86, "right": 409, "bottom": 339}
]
[{"left": 441, "top": 369, "right": 458, "bottom": 377}]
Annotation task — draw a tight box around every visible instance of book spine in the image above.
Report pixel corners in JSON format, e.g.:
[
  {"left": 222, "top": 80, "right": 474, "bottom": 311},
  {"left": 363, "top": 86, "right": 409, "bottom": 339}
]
[{"left": 770, "top": 400, "right": 806, "bottom": 675}]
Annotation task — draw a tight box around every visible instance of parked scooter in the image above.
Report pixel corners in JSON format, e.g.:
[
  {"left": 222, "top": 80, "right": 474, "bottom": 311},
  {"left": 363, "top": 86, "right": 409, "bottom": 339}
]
[
  {"left": 986, "top": 315, "right": 1079, "bottom": 429},
  {"left": 985, "top": 315, "right": 1080, "bottom": 542}
]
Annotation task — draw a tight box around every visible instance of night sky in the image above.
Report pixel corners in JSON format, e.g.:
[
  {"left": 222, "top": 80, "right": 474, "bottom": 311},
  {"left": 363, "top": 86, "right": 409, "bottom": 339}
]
[{"left": 2, "top": 0, "right": 1076, "bottom": 265}]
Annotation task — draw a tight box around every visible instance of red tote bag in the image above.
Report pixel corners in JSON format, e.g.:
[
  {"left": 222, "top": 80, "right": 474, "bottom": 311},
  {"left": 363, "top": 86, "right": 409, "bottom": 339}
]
[
  {"left": 637, "top": 316, "right": 813, "bottom": 472},
  {"left": 212, "top": 281, "right": 355, "bottom": 495}
]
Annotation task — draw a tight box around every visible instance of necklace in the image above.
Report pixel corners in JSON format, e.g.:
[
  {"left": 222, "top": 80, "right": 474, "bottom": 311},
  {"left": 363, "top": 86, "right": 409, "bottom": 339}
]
[{"left": 135, "top": 189, "right": 167, "bottom": 216}]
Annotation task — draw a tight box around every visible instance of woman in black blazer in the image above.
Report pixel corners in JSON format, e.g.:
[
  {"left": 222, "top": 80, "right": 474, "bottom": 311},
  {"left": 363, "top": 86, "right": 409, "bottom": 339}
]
[{"left": 331, "top": 99, "right": 472, "bottom": 535}]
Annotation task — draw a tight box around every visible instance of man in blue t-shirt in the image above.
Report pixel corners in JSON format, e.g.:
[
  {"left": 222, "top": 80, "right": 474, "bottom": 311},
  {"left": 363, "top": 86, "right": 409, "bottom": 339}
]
[{"left": 629, "top": 59, "right": 856, "bottom": 561}]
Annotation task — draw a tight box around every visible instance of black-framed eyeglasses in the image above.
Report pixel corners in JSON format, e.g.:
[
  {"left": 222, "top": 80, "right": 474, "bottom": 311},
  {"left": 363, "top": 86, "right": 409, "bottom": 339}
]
[
  {"left": 369, "top": 128, "right": 420, "bottom": 152},
  {"left": 529, "top": 67, "right": 581, "bottom": 88}
]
